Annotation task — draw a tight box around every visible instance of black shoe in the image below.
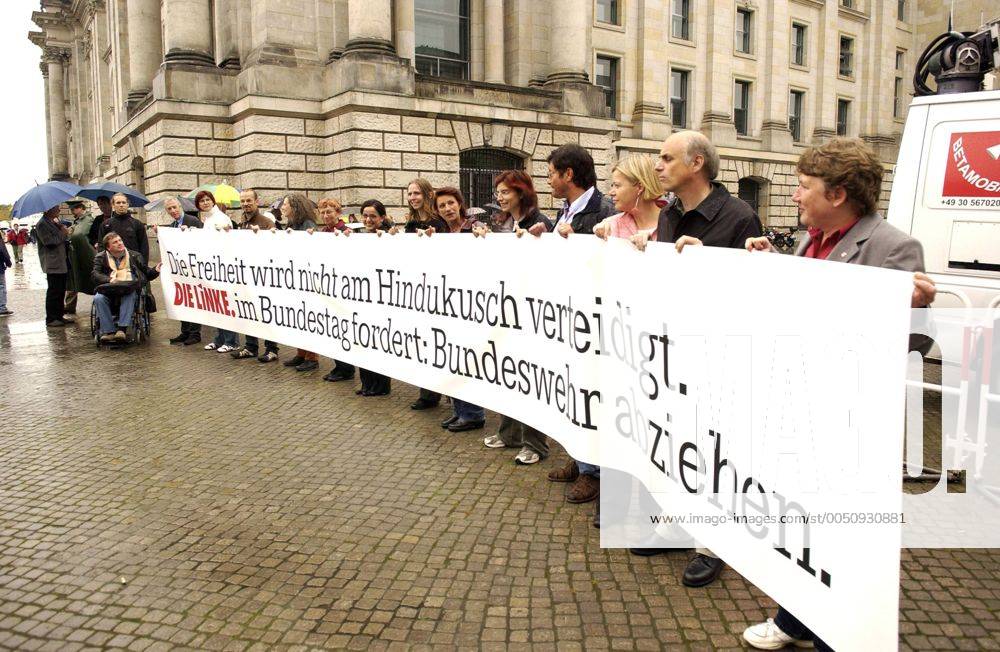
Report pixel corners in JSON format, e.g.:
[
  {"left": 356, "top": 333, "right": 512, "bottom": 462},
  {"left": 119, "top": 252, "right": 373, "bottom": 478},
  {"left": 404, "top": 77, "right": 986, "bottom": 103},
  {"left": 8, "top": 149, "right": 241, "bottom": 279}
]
[
  {"left": 169, "top": 334, "right": 187, "bottom": 344},
  {"left": 629, "top": 548, "right": 670, "bottom": 557},
  {"left": 355, "top": 388, "right": 366, "bottom": 395},
  {"left": 295, "top": 360, "right": 319, "bottom": 372},
  {"left": 322, "top": 370, "right": 353, "bottom": 382},
  {"left": 183, "top": 335, "right": 202, "bottom": 345},
  {"left": 441, "top": 415, "right": 459, "bottom": 429},
  {"left": 682, "top": 554, "right": 724, "bottom": 587},
  {"left": 283, "top": 355, "right": 306, "bottom": 367},
  {"left": 593, "top": 501, "right": 600, "bottom": 529},
  {"left": 410, "top": 398, "right": 439, "bottom": 410},
  {"left": 447, "top": 418, "right": 485, "bottom": 432},
  {"left": 46, "top": 319, "right": 66, "bottom": 328},
  {"left": 368, "top": 389, "right": 390, "bottom": 397}
]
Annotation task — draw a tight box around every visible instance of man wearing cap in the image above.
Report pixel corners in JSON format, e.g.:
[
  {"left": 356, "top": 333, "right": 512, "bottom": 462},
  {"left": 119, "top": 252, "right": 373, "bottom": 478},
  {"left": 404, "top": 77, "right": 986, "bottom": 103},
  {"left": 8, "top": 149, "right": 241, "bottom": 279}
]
[{"left": 64, "top": 200, "right": 96, "bottom": 317}]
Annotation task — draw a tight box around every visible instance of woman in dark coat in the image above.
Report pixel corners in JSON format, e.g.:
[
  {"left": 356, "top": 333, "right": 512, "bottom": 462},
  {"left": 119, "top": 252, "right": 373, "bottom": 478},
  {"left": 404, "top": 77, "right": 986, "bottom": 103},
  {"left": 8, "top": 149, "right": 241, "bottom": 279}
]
[
  {"left": 401, "top": 178, "right": 448, "bottom": 410},
  {"left": 355, "top": 199, "right": 393, "bottom": 396},
  {"left": 280, "top": 193, "right": 322, "bottom": 372},
  {"left": 34, "top": 205, "right": 71, "bottom": 327},
  {"left": 431, "top": 187, "right": 487, "bottom": 433}
]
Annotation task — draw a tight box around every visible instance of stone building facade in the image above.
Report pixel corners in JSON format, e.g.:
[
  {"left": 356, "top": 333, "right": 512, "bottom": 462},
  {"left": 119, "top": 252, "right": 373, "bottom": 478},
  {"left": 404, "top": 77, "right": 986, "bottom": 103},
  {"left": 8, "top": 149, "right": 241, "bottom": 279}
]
[{"left": 28, "top": 0, "right": 994, "bottom": 225}]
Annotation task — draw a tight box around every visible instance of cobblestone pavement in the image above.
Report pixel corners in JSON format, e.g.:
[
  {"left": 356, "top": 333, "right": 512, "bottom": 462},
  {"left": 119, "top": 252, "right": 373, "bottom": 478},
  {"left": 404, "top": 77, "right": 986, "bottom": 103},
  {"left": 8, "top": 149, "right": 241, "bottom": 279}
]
[{"left": 2, "top": 242, "right": 999, "bottom": 651}]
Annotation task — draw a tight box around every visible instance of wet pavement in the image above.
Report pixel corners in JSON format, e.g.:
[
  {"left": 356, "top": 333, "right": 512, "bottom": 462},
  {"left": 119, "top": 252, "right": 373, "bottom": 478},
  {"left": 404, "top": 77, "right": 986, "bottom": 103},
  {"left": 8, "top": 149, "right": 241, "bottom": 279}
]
[{"left": 1, "top": 242, "right": 999, "bottom": 651}]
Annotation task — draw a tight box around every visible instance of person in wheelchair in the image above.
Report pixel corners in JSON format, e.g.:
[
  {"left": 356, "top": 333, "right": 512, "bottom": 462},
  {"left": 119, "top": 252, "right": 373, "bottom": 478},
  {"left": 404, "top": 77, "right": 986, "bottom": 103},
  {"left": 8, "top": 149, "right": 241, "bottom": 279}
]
[{"left": 91, "top": 232, "right": 161, "bottom": 344}]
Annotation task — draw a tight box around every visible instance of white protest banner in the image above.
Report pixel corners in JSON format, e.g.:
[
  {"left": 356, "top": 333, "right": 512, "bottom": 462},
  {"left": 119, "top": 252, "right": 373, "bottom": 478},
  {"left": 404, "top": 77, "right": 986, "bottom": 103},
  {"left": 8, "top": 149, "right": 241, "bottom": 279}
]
[{"left": 157, "top": 227, "right": 912, "bottom": 650}]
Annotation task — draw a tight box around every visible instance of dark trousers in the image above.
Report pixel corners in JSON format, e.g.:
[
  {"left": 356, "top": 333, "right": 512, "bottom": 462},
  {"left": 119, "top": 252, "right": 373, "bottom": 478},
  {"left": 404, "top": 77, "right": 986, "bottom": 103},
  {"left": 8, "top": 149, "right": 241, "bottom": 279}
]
[
  {"left": 181, "top": 321, "right": 201, "bottom": 336},
  {"left": 244, "top": 335, "right": 277, "bottom": 355},
  {"left": 775, "top": 607, "right": 832, "bottom": 651},
  {"left": 45, "top": 273, "right": 67, "bottom": 322},
  {"left": 359, "top": 368, "right": 390, "bottom": 394},
  {"left": 330, "top": 360, "right": 354, "bottom": 376},
  {"left": 419, "top": 388, "right": 441, "bottom": 403}
]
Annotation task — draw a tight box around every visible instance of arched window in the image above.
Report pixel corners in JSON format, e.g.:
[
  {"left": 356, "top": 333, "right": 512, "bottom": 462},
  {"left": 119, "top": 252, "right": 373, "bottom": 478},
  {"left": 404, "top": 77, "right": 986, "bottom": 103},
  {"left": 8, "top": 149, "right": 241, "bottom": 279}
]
[
  {"left": 737, "top": 177, "right": 760, "bottom": 215},
  {"left": 459, "top": 148, "right": 524, "bottom": 210}
]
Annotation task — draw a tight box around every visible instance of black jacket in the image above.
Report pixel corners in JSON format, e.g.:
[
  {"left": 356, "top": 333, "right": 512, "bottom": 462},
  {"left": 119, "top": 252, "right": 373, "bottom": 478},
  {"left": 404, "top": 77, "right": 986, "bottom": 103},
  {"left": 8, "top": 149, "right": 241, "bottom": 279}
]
[
  {"left": 98, "top": 213, "right": 149, "bottom": 261},
  {"left": 405, "top": 216, "right": 448, "bottom": 233},
  {"left": 0, "top": 241, "right": 10, "bottom": 271},
  {"left": 171, "top": 214, "right": 203, "bottom": 229},
  {"left": 656, "top": 182, "right": 762, "bottom": 247},
  {"left": 92, "top": 249, "right": 160, "bottom": 287},
  {"left": 561, "top": 189, "right": 616, "bottom": 235},
  {"left": 87, "top": 212, "right": 110, "bottom": 246}
]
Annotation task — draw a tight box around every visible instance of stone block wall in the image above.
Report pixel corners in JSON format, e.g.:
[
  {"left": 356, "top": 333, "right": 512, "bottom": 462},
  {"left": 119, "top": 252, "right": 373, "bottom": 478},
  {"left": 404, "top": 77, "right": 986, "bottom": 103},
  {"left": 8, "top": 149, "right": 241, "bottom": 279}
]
[{"left": 118, "top": 110, "right": 615, "bottom": 222}]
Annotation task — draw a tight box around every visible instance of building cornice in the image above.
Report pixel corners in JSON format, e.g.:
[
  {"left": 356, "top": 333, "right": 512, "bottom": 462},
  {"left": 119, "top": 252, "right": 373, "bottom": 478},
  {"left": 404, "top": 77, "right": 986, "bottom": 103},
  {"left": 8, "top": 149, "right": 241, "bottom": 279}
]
[
  {"left": 789, "top": 0, "right": 824, "bottom": 9},
  {"left": 838, "top": 5, "right": 870, "bottom": 24}
]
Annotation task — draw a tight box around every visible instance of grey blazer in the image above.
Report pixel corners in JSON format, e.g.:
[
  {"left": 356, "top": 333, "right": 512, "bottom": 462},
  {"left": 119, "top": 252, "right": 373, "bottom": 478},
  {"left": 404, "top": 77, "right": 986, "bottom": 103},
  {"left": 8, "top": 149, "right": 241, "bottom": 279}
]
[{"left": 794, "top": 212, "right": 925, "bottom": 273}]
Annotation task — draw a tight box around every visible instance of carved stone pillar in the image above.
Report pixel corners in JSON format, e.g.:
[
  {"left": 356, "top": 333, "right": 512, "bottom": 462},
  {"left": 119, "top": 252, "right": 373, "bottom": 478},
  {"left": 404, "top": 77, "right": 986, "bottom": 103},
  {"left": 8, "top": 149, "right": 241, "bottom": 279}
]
[
  {"left": 45, "top": 50, "right": 70, "bottom": 180},
  {"left": 162, "top": 0, "right": 214, "bottom": 66},
  {"left": 545, "top": 0, "right": 588, "bottom": 85},
  {"left": 484, "top": 0, "right": 504, "bottom": 84},
  {"left": 125, "top": 0, "right": 164, "bottom": 105},
  {"left": 344, "top": 0, "right": 395, "bottom": 55}
]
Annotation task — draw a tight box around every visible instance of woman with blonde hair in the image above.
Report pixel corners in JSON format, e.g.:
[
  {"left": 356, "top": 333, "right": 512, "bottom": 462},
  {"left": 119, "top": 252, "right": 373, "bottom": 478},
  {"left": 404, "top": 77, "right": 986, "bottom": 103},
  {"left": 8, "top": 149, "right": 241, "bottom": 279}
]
[
  {"left": 403, "top": 178, "right": 447, "bottom": 234},
  {"left": 404, "top": 178, "right": 448, "bottom": 410},
  {"left": 602, "top": 153, "right": 663, "bottom": 240}
]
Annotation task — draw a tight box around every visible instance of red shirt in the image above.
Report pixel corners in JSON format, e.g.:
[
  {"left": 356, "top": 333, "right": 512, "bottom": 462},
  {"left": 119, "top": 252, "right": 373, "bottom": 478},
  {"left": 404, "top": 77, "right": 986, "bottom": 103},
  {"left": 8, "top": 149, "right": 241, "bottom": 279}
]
[
  {"left": 321, "top": 220, "right": 348, "bottom": 233},
  {"left": 803, "top": 219, "right": 859, "bottom": 260}
]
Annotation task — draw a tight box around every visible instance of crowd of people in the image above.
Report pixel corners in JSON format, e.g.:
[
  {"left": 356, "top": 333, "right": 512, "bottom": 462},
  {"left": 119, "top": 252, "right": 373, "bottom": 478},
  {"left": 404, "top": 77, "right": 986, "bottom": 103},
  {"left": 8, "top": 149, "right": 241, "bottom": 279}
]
[{"left": 2, "top": 132, "right": 938, "bottom": 650}]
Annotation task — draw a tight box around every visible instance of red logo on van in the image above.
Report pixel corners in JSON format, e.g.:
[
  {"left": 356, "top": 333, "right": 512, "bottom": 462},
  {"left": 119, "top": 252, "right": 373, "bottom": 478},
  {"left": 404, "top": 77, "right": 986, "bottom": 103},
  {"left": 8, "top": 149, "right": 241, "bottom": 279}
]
[{"left": 943, "top": 131, "right": 1000, "bottom": 197}]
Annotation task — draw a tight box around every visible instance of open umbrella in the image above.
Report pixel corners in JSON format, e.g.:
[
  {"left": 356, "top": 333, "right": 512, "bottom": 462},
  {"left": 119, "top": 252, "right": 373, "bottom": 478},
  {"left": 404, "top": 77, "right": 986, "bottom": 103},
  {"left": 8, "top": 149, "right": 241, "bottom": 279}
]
[
  {"left": 77, "top": 181, "right": 149, "bottom": 207},
  {"left": 12, "top": 180, "right": 83, "bottom": 218},
  {"left": 144, "top": 195, "right": 197, "bottom": 213},
  {"left": 188, "top": 183, "right": 241, "bottom": 209}
]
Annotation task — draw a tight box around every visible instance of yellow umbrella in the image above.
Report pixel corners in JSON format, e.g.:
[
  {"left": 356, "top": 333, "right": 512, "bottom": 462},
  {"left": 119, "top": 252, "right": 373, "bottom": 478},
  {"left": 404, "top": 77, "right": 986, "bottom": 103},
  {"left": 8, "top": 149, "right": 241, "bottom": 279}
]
[{"left": 188, "top": 182, "right": 241, "bottom": 209}]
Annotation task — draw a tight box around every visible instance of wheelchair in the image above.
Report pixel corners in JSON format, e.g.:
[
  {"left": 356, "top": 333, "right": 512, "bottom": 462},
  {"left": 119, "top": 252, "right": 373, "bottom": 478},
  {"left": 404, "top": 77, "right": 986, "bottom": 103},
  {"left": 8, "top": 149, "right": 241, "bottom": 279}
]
[{"left": 90, "top": 284, "right": 152, "bottom": 347}]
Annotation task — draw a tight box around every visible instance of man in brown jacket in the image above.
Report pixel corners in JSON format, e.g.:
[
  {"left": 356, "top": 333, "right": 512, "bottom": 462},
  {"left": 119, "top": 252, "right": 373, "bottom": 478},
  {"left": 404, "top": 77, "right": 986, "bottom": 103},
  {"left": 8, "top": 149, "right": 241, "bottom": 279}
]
[{"left": 230, "top": 189, "right": 281, "bottom": 362}]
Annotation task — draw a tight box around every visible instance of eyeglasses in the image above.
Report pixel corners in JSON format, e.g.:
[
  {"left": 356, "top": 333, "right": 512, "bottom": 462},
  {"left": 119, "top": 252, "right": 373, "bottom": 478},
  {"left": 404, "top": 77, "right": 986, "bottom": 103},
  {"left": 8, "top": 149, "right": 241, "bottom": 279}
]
[{"left": 495, "top": 189, "right": 514, "bottom": 198}]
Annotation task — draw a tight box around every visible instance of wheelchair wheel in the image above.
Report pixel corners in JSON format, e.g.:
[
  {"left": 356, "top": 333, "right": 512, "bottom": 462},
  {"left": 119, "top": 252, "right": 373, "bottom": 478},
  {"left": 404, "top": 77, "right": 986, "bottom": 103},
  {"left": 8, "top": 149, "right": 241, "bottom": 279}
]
[{"left": 89, "top": 302, "right": 100, "bottom": 345}]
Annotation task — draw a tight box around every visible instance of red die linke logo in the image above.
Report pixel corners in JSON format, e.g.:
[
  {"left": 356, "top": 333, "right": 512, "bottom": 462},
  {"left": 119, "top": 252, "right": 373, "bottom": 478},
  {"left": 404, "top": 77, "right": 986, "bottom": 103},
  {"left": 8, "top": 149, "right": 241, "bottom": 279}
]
[
  {"left": 174, "top": 281, "right": 236, "bottom": 318},
  {"left": 943, "top": 131, "right": 1000, "bottom": 197}
]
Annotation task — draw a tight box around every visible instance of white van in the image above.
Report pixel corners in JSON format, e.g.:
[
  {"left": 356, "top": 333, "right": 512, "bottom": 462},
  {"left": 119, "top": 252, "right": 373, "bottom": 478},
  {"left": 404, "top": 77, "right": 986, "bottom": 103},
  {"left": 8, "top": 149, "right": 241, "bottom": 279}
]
[{"left": 887, "top": 89, "right": 1000, "bottom": 309}]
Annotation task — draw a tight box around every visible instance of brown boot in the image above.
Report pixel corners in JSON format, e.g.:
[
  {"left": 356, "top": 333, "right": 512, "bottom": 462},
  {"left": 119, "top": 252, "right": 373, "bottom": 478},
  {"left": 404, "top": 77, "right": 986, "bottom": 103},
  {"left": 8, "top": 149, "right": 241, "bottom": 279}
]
[
  {"left": 566, "top": 474, "right": 600, "bottom": 503},
  {"left": 547, "top": 458, "right": 580, "bottom": 483}
]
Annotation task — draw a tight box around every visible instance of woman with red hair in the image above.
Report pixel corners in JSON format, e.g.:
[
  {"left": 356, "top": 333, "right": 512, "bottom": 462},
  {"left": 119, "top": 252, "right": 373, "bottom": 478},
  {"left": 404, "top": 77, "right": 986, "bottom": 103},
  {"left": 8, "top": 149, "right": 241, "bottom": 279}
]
[
  {"left": 482, "top": 170, "right": 553, "bottom": 465},
  {"left": 317, "top": 196, "right": 354, "bottom": 382},
  {"left": 489, "top": 170, "right": 552, "bottom": 234}
]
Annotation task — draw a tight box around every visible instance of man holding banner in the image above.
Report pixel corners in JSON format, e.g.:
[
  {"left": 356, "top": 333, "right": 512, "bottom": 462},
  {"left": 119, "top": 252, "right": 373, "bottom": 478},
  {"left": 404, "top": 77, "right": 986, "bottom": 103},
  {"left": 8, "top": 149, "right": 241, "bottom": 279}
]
[{"left": 665, "top": 137, "right": 934, "bottom": 649}]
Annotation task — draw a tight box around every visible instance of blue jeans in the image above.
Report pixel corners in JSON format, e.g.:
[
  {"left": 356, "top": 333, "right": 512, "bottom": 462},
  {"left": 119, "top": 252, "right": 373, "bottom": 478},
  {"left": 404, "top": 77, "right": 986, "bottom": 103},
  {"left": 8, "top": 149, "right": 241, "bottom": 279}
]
[
  {"left": 94, "top": 292, "right": 137, "bottom": 334},
  {"left": 0, "top": 268, "right": 7, "bottom": 311},
  {"left": 213, "top": 328, "right": 238, "bottom": 347},
  {"left": 577, "top": 462, "right": 600, "bottom": 477},
  {"left": 453, "top": 399, "right": 485, "bottom": 422}
]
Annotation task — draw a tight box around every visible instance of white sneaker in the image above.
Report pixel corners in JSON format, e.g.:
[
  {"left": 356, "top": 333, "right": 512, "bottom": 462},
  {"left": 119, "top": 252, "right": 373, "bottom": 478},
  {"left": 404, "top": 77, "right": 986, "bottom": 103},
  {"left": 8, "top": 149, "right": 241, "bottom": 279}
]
[
  {"left": 743, "top": 619, "right": 813, "bottom": 650},
  {"left": 217, "top": 344, "right": 235, "bottom": 353},
  {"left": 483, "top": 434, "right": 507, "bottom": 449},
  {"left": 204, "top": 342, "right": 217, "bottom": 350},
  {"left": 514, "top": 446, "right": 540, "bottom": 465}
]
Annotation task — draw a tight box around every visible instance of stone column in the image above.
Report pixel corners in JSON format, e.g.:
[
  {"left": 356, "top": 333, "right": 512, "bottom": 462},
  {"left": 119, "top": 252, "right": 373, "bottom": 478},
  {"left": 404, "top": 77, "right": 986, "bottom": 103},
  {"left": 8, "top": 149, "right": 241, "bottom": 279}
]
[
  {"left": 484, "top": 0, "right": 504, "bottom": 84},
  {"left": 812, "top": 1, "right": 839, "bottom": 141},
  {"left": 162, "top": 0, "right": 215, "bottom": 65},
  {"left": 46, "top": 51, "right": 70, "bottom": 180},
  {"left": 545, "top": 0, "right": 588, "bottom": 84},
  {"left": 344, "top": 0, "right": 395, "bottom": 55},
  {"left": 214, "top": 0, "right": 240, "bottom": 69},
  {"left": 126, "top": 0, "right": 164, "bottom": 104},
  {"left": 41, "top": 63, "right": 53, "bottom": 175},
  {"left": 760, "top": 0, "right": 792, "bottom": 151},
  {"left": 394, "top": 0, "right": 415, "bottom": 65}
]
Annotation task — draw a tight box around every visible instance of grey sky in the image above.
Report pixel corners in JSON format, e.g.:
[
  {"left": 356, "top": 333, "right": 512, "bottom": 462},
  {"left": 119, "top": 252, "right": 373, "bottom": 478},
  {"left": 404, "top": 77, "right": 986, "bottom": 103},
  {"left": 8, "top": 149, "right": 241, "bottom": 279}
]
[{"left": 0, "top": 3, "right": 50, "bottom": 205}]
